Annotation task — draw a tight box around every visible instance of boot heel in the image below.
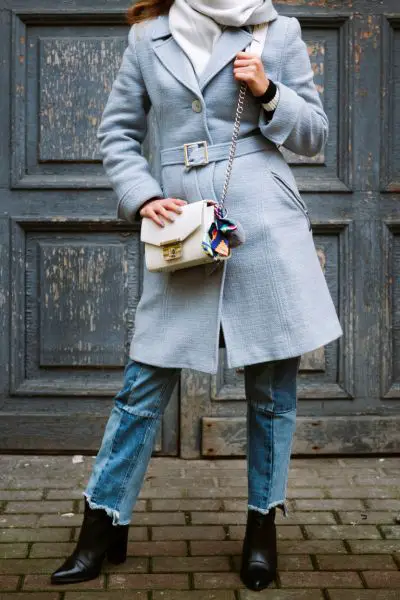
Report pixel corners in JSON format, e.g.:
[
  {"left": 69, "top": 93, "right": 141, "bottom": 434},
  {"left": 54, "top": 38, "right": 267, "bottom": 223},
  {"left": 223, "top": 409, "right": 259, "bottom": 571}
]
[{"left": 106, "top": 526, "right": 129, "bottom": 564}]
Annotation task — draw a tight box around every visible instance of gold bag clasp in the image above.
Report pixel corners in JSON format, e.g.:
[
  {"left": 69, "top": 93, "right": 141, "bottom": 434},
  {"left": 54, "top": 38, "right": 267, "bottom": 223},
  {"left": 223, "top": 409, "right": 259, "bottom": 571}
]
[{"left": 162, "top": 241, "right": 182, "bottom": 261}]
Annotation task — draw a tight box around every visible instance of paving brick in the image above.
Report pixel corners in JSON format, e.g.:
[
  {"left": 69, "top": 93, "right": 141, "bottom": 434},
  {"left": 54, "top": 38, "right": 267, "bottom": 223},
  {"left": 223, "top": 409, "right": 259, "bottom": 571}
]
[
  {"left": 102, "top": 557, "right": 148, "bottom": 573},
  {"left": 5, "top": 501, "right": 74, "bottom": 514},
  {"left": 0, "top": 515, "right": 38, "bottom": 528},
  {"left": 228, "top": 525, "right": 303, "bottom": 541},
  {"left": 144, "top": 476, "right": 217, "bottom": 488},
  {"left": 216, "top": 477, "right": 248, "bottom": 487},
  {"left": 126, "top": 528, "right": 148, "bottom": 542},
  {"left": 0, "top": 491, "right": 43, "bottom": 501},
  {"left": 153, "top": 556, "right": 230, "bottom": 572},
  {"left": 305, "top": 525, "right": 381, "bottom": 540},
  {"left": 194, "top": 572, "right": 269, "bottom": 589},
  {"left": 126, "top": 541, "right": 187, "bottom": 556},
  {"left": 277, "top": 540, "right": 348, "bottom": 554},
  {"left": 286, "top": 488, "right": 328, "bottom": 499},
  {"left": 348, "top": 539, "right": 400, "bottom": 554},
  {"left": 315, "top": 468, "right": 382, "bottom": 478},
  {"left": 316, "top": 553, "right": 397, "bottom": 570},
  {"left": 153, "top": 592, "right": 235, "bottom": 600},
  {"left": 151, "top": 498, "right": 223, "bottom": 511},
  {"left": 222, "top": 500, "right": 247, "bottom": 512},
  {"left": 190, "top": 541, "right": 242, "bottom": 556},
  {"left": 0, "top": 529, "right": 71, "bottom": 543},
  {"left": 130, "top": 512, "right": 185, "bottom": 526},
  {"left": 381, "top": 525, "right": 400, "bottom": 538},
  {"left": 72, "top": 527, "right": 148, "bottom": 543},
  {"left": 46, "top": 489, "right": 85, "bottom": 500},
  {"left": 279, "top": 571, "right": 363, "bottom": 588},
  {"left": 0, "top": 480, "right": 79, "bottom": 490},
  {"left": 108, "top": 573, "right": 189, "bottom": 589},
  {"left": 338, "top": 457, "right": 396, "bottom": 467},
  {"left": 328, "top": 591, "right": 400, "bottom": 600},
  {"left": 278, "top": 511, "right": 336, "bottom": 525},
  {"left": 339, "top": 511, "right": 398, "bottom": 524},
  {"left": 38, "top": 514, "right": 82, "bottom": 527},
  {"left": 29, "top": 542, "right": 75, "bottom": 558},
  {"left": 362, "top": 570, "right": 400, "bottom": 588},
  {"left": 289, "top": 477, "right": 353, "bottom": 487},
  {"left": 23, "top": 574, "right": 104, "bottom": 591},
  {"left": 0, "top": 575, "right": 19, "bottom": 591},
  {"left": 327, "top": 487, "right": 398, "bottom": 499},
  {"left": 0, "top": 559, "right": 62, "bottom": 575},
  {"left": 353, "top": 476, "right": 399, "bottom": 486},
  {"left": 294, "top": 499, "right": 364, "bottom": 511},
  {"left": 151, "top": 526, "right": 225, "bottom": 541},
  {"left": 0, "top": 544, "right": 29, "bottom": 559},
  {"left": 191, "top": 512, "right": 246, "bottom": 525},
  {"left": 0, "top": 594, "right": 59, "bottom": 600},
  {"left": 140, "top": 487, "right": 248, "bottom": 499},
  {"left": 365, "top": 499, "right": 400, "bottom": 510},
  {"left": 64, "top": 593, "right": 147, "bottom": 600},
  {"left": 239, "top": 591, "right": 323, "bottom": 600}
]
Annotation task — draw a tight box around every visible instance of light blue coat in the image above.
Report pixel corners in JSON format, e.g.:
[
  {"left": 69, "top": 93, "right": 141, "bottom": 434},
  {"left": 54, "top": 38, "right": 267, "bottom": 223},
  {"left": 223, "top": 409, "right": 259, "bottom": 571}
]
[{"left": 97, "top": 11, "right": 343, "bottom": 374}]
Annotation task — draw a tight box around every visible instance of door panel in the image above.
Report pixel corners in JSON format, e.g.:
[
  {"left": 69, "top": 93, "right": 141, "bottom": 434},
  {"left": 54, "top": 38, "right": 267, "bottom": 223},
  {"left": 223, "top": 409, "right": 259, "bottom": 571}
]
[
  {"left": 180, "top": 0, "right": 400, "bottom": 457},
  {"left": 1, "top": 1, "right": 399, "bottom": 454},
  {"left": 0, "top": 4, "right": 178, "bottom": 453}
]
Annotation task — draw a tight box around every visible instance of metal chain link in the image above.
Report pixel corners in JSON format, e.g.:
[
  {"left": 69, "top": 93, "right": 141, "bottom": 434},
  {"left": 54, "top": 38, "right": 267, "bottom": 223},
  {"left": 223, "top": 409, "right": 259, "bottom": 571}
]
[{"left": 219, "top": 81, "right": 248, "bottom": 212}]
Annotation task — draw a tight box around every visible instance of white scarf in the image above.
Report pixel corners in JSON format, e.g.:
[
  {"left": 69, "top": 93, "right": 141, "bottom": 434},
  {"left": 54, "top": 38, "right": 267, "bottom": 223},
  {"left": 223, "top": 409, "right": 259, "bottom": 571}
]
[{"left": 168, "top": 0, "right": 277, "bottom": 77}]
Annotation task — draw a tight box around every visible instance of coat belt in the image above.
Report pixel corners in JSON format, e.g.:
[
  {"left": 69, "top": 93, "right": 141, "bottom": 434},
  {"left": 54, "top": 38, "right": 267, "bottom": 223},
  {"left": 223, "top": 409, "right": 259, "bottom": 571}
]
[{"left": 160, "top": 132, "right": 276, "bottom": 167}]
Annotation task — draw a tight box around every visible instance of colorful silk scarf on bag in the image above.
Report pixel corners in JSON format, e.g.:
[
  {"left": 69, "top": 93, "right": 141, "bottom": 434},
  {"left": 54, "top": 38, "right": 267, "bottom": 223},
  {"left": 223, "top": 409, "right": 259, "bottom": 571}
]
[{"left": 202, "top": 203, "right": 244, "bottom": 260}]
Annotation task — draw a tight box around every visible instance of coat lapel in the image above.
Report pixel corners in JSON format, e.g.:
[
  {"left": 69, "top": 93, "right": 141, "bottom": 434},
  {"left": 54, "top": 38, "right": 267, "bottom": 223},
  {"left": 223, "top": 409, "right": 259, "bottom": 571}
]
[
  {"left": 151, "top": 16, "right": 253, "bottom": 96},
  {"left": 151, "top": 16, "right": 201, "bottom": 98},
  {"left": 198, "top": 26, "right": 253, "bottom": 92}
]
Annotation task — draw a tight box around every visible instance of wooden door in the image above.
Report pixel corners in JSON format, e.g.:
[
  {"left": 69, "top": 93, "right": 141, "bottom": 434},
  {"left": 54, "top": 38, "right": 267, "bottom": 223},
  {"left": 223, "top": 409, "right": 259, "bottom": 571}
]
[
  {"left": 0, "top": 1, "right": 178, "bottom": 453},
  {"left": 181, "top": 0, "right": 400, "bottom": 456}
]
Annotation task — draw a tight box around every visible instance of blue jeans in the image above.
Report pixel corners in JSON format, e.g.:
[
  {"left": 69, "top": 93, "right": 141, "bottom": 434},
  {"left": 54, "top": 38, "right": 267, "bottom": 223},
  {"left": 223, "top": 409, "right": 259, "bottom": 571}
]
[{"left": 84, "top": 356, "right": 300, "bottom": 525}]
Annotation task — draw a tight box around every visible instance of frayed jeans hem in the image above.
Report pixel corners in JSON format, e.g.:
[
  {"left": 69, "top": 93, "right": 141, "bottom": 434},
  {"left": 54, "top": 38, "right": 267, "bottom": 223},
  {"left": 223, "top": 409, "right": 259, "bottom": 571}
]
[
  {"left": 83, "top": 492, "right": 130, "bottom": 526},
  {"left": 248, "top": 499, "right": 289, "bottom": 518}
]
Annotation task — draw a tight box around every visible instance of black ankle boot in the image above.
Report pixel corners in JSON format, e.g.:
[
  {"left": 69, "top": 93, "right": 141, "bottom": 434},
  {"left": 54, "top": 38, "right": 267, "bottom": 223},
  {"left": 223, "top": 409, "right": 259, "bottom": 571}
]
[
  {"left": 239, "top": 507, "right": 277, "bottom": 591},
  {"left": 50, "top": 498, "right": 129, "bottom": 585}
]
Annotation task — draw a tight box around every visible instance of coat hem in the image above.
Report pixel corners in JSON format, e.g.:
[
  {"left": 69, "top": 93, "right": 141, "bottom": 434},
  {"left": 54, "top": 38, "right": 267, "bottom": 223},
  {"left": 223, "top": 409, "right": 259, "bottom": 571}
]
[
  {"left": 226, "top": 323, "right": 343, "bottom": 371},
  {"left": 129, "top": 322, "right": 343, "bottom": 375}
]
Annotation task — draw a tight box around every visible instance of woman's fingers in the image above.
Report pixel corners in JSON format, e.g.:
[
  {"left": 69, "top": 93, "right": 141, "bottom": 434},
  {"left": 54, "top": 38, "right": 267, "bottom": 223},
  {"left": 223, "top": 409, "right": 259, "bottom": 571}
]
[
  {"left": 142, "top": 197, "right": 188, "bottom": 227},
  {"left": 156, "top": 205, "right": 176, "bottom": 223},
  {"left": 147, "top": 208, "right": 165, "bottom": 227},
  {"left": 164, "top": 202, "right": 183, "bottom": 214}
]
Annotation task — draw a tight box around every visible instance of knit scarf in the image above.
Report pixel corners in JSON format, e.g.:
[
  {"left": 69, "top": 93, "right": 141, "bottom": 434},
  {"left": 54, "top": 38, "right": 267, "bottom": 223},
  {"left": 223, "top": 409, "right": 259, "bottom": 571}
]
[{"left": 168, "top": 0, "right": 277, "bottom": 77}]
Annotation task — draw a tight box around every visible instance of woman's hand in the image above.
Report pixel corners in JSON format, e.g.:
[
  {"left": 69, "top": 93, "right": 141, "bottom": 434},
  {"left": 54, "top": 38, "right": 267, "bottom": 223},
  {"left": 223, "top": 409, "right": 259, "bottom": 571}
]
[
  {"left": 233, "top": 51, "right": 270, "bottom": 98},
  {"left": 140, "top": 197, "right": 188, "bottom": 227}
]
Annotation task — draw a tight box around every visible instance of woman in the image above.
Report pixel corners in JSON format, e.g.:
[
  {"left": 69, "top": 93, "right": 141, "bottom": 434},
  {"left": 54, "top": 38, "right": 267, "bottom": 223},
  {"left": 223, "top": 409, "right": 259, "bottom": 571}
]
[{"left": 51, "top": 0, "right": 342, "bottom": 592}]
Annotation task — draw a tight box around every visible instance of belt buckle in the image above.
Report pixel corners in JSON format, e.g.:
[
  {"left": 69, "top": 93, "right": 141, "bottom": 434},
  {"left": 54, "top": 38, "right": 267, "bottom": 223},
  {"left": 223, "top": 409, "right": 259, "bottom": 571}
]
[{"left": 183, "top": 140, "right": 209, "bottom": 168}]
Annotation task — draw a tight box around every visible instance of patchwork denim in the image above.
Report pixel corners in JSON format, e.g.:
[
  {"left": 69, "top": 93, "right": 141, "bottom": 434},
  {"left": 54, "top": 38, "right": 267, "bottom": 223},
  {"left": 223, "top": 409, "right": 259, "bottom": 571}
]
[
  {"left": 84, "top": 355, "right": 300, "bottom": 525},
  {"left": 244, "top": 356, "right": 301, "bottom": 517}
]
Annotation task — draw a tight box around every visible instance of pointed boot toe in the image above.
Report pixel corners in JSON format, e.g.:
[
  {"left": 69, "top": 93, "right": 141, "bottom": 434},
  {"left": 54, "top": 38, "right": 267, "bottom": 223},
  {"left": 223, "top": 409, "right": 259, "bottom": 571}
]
[
  {"left": 240, "top": 561, "right": 276, "bottom": 591},
  {"left": 239, "top": 507, "right": 278, "bottom": 591},
  {"left": 51, "top": 552, "right": 101, "bottom": 585},
  {"left": 50, "top": 499, "right": 129, "bottom": 585}
]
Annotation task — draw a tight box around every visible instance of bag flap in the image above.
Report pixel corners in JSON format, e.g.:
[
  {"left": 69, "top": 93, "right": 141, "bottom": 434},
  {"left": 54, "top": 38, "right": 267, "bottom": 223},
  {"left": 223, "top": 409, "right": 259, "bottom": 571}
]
[{"left": 140, "top": 200, "right": 207, "bottom": 247}]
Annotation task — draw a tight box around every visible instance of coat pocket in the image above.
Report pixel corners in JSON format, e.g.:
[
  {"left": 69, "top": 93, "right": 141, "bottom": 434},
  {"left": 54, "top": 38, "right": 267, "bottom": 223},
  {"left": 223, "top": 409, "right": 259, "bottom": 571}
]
[{"left": 270, "top": 170, "right": 312, "bottom": 231}]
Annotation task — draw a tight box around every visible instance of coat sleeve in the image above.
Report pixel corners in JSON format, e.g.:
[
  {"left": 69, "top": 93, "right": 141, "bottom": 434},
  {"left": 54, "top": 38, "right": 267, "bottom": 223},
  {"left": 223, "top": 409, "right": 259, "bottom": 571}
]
[
  {"left": 97, "top": 24, "right": 164, "bottom": 223},
  {"left": 258, "top": 17, "right": 328, "bottom": 157}
]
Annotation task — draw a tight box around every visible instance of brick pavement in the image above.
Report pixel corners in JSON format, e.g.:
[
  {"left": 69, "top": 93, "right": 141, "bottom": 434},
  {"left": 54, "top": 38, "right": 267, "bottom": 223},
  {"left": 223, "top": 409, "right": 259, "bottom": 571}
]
[{"left": 0, "top": 455, "right": 399, "bottom": 599}]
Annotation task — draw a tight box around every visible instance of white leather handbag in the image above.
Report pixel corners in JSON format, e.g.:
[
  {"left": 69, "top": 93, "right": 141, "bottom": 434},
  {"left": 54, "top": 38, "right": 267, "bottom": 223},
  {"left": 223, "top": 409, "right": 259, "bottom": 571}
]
[{"left": 141, "top": 23, "right": 269, "bottom": 274}]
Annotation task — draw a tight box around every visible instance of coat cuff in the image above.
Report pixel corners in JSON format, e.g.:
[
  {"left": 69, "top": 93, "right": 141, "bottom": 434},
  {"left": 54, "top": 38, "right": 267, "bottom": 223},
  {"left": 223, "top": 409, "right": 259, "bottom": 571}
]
[
  {"left": 258, "top": 80, "right": 303, "bottom": 146},
  {"left": 116, "top": 179, "right": 164, "bottom": 223}
]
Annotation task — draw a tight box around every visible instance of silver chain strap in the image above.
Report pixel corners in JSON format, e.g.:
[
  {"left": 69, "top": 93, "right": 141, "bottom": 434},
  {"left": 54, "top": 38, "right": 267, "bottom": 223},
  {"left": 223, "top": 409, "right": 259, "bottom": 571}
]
[{"left": 219, "top": 81, "right": 248, "bottom": 212}]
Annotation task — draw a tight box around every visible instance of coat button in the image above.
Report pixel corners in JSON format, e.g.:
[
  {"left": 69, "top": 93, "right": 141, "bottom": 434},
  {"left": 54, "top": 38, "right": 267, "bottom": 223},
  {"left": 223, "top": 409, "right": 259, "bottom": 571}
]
[{"left": 191, "top": 99, "right": 202, "bottom": 113}]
